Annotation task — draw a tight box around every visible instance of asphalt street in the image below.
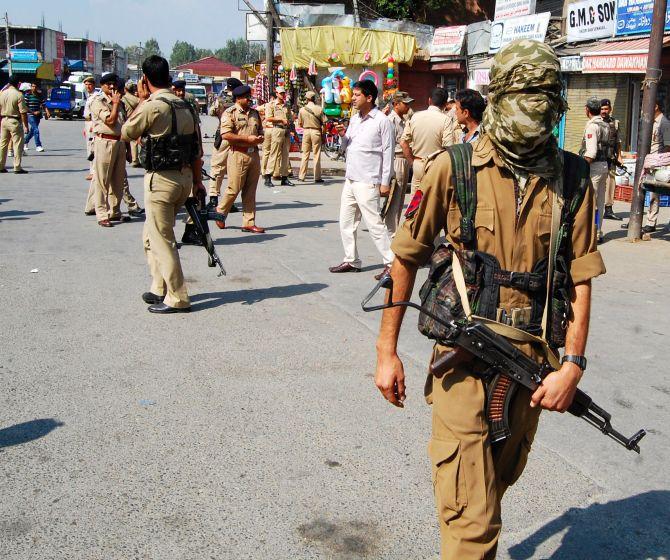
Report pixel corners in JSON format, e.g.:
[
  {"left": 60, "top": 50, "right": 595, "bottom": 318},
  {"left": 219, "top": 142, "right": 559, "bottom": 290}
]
[{"left": 1, "top": 116, "right": 669, "bottom": 560}]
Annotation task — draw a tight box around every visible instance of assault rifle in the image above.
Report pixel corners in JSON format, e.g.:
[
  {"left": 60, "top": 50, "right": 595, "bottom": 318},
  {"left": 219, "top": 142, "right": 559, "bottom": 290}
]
[
  {"left": 362, "top": 273, "right": 646, "bottom": 453},
  {"left": 184, "top": 195, "right": 226, "bottom": 277}
]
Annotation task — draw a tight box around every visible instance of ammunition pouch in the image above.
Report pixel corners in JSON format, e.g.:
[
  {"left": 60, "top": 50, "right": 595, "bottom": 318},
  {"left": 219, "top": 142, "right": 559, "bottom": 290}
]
[{"left": 139, "top": 98, "right": 199, "bottom": 172}]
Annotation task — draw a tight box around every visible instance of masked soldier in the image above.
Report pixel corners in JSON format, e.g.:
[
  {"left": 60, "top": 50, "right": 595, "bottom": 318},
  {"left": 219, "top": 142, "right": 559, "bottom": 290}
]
[
  {"left": 121, "top": 55, "right": 204, "bottom": 313},
  {"left": 0, "top": 74, "right": 29, "bottom": 174},
  {"left": 374, "top": 40, "right": 605, "bottom": 560},
  {"left": 580, "top": 97, "right": 610, "bottom": 243},
  {"left": 264, "top": 86, "right": 294, "bottom": 187},
  {"left": 213, "top": 85, "right": 266, "bottom": 234}
]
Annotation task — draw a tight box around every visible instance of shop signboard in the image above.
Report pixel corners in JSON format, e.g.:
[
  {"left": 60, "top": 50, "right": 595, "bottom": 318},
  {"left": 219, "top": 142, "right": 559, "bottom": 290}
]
[
  {"left": 56, "top": 32, "right": 65, "bottom": 59},
  {"left": 567, "top": 0, "right": 617, "bottom": 42},
  {"left": 616, "top": 0, "right": 670, "bottom": 36},
  {"left": 494, "top": 0, "right": 536, "bottom": 20},
  {"left": 87, "top": 41, "right": 95, "bottom": 64},
  {"left": 582, "top": 53, "right": 648, "bottom": 72},
  {"left": 560, "top": 55, "right": 583, "bottom": 72},
  {"left": 489, "top": 12, "right": 551, "bottom": 53},
  {"left": 431, "top": 26, "right": 467, "bottom": 57},
  {"left": 53, "top": 58, "right": 62, "bottom": 77},
  {"left": 473, "top": 69, "right": 491, "bottom": 85},
  {"left": 10, "top": 49, "right": 39, "bottom": 62}
]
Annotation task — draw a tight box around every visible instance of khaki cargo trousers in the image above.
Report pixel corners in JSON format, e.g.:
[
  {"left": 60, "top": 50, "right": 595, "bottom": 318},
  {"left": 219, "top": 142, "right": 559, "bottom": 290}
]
[
  {"left": 267, "top": 127, "right": 290, "bottom": 178},
  {"left": 426, "top": 351, "right": 541, "bottom": 560},
  {"left": 216, "top": 149, "right": 261, "bottom": 227},
  {"left": 0, "top": 118, "right": 25, "bottom": 171},
  {"left": 208, "top": 143, "right": 229, "bottom": 197},
  {"left": 298, "top": 128, "right": 322, "bottom": 181}
]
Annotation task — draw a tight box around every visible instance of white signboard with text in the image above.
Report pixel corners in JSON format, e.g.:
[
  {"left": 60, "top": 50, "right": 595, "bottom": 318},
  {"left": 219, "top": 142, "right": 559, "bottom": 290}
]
[
  {"left": 494, "top": 0, "right": 536, "bottom": 20},
  {"left": 567, "top": 0, "right": 617, "bottom": 42},
  {"left": 431, "top": 26, "right": 467, "bottom": 57},
  {"left": 489, "top": 12, "right": 551, "bottom": 53}
]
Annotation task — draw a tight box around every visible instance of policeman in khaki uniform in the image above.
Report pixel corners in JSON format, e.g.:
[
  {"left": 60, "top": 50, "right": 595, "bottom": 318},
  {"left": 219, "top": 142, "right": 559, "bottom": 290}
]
[
  {"left": 0, "top": 74, "right": 29, "bottom": 174},
  {"left": 374, "top": 41, "right": 605, "bottom": 560},
  {"left": 385, "top": 91, "right": 414, "bottom": 235},
  {"left": 297, "top": 91, "right": 324, "bottom": 183},
  {"left": 580, "top": 96, "right": 610, "bottom": 242},
  {"left": 122, "top": 55, "right": 204, "bottom": 314},
  {"left": 213, "top": 85, "right": 266, "bottom": 234},
  {"left": 207, "top": 78, "right": 242, "bottom": 209},
  {"left": 90, "top": 73, "right": 127, "bottom": 226},
  {"left": 400, "top": 87, "right": 455, "bottom": 193},
  {"left": 265, "top": 86, "right": 294, "bottom": 187},
  {"left": 259, "top": 92, "right": 276, "bottom": 178},
  {"left": 600, "top": 99, "right": 622, "bottom": 221},
  {"left": 123, "top": 81, "right": 142, "bottom": 167}
]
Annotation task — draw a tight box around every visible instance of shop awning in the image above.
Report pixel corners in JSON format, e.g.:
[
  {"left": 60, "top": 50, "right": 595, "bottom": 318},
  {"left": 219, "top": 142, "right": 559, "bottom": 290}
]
[
  {"left": 580, "top": 37, "right": 670, "bottom": 73},
  {"left": 1, "top": 61, "right": 41, "bottom": 73},
  {"left": 66, "top": 59, "right": 85, "bottom": 71},
  {"left": 430, "top": 60, "right": 465, "bottom": 73},
  {"left": 279, "top": 26, "right": 416, "bottom": 68}
]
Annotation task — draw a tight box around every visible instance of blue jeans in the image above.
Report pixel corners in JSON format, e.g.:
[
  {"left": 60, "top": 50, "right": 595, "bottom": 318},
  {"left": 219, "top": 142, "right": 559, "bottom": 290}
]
[{"left": 24, "top": 114, "right": 42, "bottom": 147}]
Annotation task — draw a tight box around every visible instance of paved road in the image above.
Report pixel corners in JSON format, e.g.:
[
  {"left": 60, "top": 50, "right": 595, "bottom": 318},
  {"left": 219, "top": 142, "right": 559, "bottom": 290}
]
[{"left": 1, "top": 117, "right": 669, "bottom": 560}]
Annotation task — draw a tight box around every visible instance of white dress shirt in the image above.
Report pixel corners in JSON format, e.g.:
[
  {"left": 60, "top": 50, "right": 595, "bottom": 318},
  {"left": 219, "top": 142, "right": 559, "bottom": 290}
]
[{"left": 341, "top": 106, "right": 395, "bottom": 186}]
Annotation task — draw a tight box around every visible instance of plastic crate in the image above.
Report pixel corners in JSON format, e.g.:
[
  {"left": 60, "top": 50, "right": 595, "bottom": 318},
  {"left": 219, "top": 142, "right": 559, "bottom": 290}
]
[
  {"left": 644, "top": 191, "right": 670, "bottom": 207},
  {"left": 615, "top": 185, "right": 633, "bottom": 202}
]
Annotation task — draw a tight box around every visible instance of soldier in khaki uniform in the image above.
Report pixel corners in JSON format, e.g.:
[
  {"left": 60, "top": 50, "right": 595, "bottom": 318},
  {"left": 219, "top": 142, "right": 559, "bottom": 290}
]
[
  {"left": 643, "top": 103, "right": 670, "bottom": 233},
  {"left": 400, "top": 87, "right": 455, "bottom": 193},
  {"left": 118, "top": 79, "right": 144, "bottom": 217},
  {"left": 600, "top": 99, "right": 622, "bottom": 221},
  {"left": 213, "top": 85, "right": 266, "bottom": 234},
  {"left": 259, "top": 92, "right": 276, "bottom": 178},
  {"left": 0, "top": 75, "right": 29, "bottom": 174},
  {"left": 265, "top": 86, "right": 294, "bottom": 187},
  {"left": 90, "top": 73, "right": 127, "bottom": 226},
  {"left": 297, "top": 91, "right": 324, "bottom": 183},
  {"left": 122, "top": 55, "right": 203, "bottom": 313},
  {"left": 385, "top": 91, "right": 414, "bottom": 235},
  {"left": 123, "top": 81, "right": 142, "bottom": 167},
  {"left": 207, "top": 78, "right": 242, "bottom": 210},
  {"left": 580, "top": 97, "right": 610, "bottom": 242},
  {"left": 374, "top": 41, "right": 605, "bottom": 560}
]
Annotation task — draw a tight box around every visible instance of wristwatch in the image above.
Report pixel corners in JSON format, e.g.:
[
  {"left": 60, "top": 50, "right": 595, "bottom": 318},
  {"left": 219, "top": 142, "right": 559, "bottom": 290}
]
[{"left": 561, "top": 354, "right": 587, "bottom": 371}]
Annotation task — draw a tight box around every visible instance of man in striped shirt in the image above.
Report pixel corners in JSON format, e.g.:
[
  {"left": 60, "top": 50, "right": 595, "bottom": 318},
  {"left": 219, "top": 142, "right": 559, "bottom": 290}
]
[{"left": 23, "top": 82, "right": 49, "bottom": 152}]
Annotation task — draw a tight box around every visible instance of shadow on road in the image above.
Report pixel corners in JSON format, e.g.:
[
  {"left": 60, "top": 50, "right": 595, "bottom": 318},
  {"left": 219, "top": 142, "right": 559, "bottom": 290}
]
[
  {"left": 0, "top": 418, "right": 64, "bottom": 449},
  {"left": 508, "top": 490, "right": 670, "bottom": 560},
  {"left": 213, "top": 233, "right": 286, "bottom": 246},
  {"left": 0, "top": 209, "right": 44, "bottom": 221},
  {"left": 28, "top": 168, "right": 88, "bottom": 174},
  {"left": 256, "top": 201, "right": 323, "bottom": 211},
  {"left": 191, "top": 282, "right": 328, "bottom": 309},
  {"left": 266, "top": 219, "right": 337, "bottom": 231}
]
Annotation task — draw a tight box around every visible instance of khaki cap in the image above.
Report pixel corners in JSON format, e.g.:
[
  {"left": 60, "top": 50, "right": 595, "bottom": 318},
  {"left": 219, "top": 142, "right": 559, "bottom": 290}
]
[
  {"left": 305, "top": 91, "right": 317, "bottom": 100},
  {"left": 392, "top": 91, "right": 414, "bottom": 103}
]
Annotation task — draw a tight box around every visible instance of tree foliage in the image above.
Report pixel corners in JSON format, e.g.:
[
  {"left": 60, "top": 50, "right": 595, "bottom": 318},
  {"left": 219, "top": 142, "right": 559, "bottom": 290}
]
[
  {"left": 143, "top": 38, "right": 162, "bottom": 58},
  {"left": 125, "top": 37, "right": 162, "bottom": 66},
  {"left": 372, "top": 0, "right": 492, "bottom": 24},
  {"left": 215, "top": 38, "right": 265, "bottom": 67},
  {"left": 170, "top": 41, "right": 198, "bottom": 67}
]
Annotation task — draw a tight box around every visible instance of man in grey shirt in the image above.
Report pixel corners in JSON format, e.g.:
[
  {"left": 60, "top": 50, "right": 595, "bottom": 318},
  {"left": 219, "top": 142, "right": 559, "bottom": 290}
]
[
  {"left": 644, "top": 102, "right": 670, "bottom": 233},
  {"left": 329, "top": 79, "right": 395, "bottom": 279}
]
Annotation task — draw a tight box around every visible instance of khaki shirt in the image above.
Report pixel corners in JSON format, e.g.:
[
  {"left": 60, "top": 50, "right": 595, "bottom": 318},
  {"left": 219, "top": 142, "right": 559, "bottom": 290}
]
[
  {"left": 0, "top": 86, "right": 28, "bottom": 118},
  {"left": 387, "top": 110, "right": 406, "bottom": 155},
  {"left": 121, "top": 89, "right": 201, "bottom": 158},
  {"left": 90, "top": 93, "right": 123, "bottom": 136},
  {"left": 121, "top": 92, "right": 140, "bottom": 117},
  {"left": 651, "top": 112, "right": 670, "bottom": 155},
  {"left": 401, "top": 106, "right": 453, "bottom": 157},
  {"left": 220, "top": 103, "right": 263, "bottom": 149},
  {"left": 266, "top": 100, "right": 293, "bottom": 129},
  {"left": 392, "top": 134, "right": 605, "bottom": 316},
  {"left": 582, "top": 115, "right": 608, "bottom": 161},
  {"left": 298, "top": 101, "right": 323, "bottom": 129}
]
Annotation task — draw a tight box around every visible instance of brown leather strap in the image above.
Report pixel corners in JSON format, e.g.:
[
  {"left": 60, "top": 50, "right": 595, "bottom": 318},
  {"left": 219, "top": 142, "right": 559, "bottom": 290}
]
[{"left": 97, "top": 133, "right": 121, "bottom": 141}]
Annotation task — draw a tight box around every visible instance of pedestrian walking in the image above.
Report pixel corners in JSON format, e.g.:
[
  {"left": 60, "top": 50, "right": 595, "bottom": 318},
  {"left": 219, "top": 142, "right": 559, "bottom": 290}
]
[
  {"left": 374, "top": 39, "right": 605, "bottom": 560},
  {"left": 329, "top": 79, "right": 395, "bottom": 279},
  {"left": 121, "top": 55, "right": 204, "bottom": 314},
  {"left": 23, "top": 82, "right": 50, "bottom": 152},
  {"left": 297, "top": 91, "right": 324, "bottom": 183},
  {"left": 0, "top": 74, "right": 29, "bottom": 174},
  {"left": 643, "top": 102, "right": 670, "bottom": 233}
]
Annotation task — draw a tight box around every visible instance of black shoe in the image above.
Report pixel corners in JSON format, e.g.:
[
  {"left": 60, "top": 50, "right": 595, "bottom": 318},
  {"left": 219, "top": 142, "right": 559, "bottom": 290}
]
[
  {"left": 642, "top": 225, "right": 657, "bottom": 234},
  {"left": 87, "top": 153, "right": 95, "bottom": 162},
  {"left": 264, "top": 175, "right": 274, "bottom": 187},
  {"left": 129, "top": 207, "right": 145, "bottom": 217},
  {"left": 0, "top": 168, "right": 7, "bottom": 173},
  {"left": 14, "top": 168, "right": 28, "bottom": 174},
  {"left": 604, "top": 206, "right": 622, "bottom": 221},
  {"left": 621, "top": 222, "right": 629, "bottom": 230},
  {"left": 181, "top": 224, "right": 204, "bottom": 246},
  {"left": 206, "top": 196, "right": 219, "bottom": 211},
  {"left": 142, "top": 292, "right": 164, "bottom": 304},
  {"left": 148, "top": 303, "right": 191, "bottom": 313},
  {"left": 280, "top": 177, "right": 295, "bottom": 186},
  {"left": 229, "top": 204, "right": 240, "bottom": 213},
  {"left": 314, "top": 178, "right": 325, "bottom": 183}
]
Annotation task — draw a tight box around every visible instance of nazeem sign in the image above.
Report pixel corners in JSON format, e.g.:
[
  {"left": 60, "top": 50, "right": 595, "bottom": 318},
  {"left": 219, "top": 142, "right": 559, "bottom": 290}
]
[{"left": 567, "top": 0, "right": 617, "bottom": 42}]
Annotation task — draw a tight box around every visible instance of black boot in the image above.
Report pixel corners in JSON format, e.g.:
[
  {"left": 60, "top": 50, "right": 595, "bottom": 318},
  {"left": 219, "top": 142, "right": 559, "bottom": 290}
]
[
  {"left": 604, "top": 205, "right": 622, "bottom": 220},
  {"left": 264, "top": 174, "right": 274, "bottom": 187},
  {"left": 229, "top": 204, "right": 240, "bottom": 213},
  {"left": 181, "top": 223, "right": 203, "bottom": 246},
  {"left": 206, "top": 196, "right": 218, "bottom": 211},
  {"left": 281, "top": 176, "right": 295, "bottom": 186}
]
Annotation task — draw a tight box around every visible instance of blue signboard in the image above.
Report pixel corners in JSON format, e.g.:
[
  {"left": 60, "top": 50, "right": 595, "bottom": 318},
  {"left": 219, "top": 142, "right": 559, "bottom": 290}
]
[
  {"left": 616, "top": 0, "right": 670, "bottom": 35},
  {"left": 10, "top": 49, "right": 39, "bottom": 62}
]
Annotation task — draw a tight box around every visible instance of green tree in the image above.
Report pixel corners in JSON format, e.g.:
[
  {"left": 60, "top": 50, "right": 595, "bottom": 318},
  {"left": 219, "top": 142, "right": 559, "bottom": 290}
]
[
  {"left": 143, "top": 38, "right": 162, "bottom": 58},
  {"left": 170, "top": 40, "right": 198, "bottom": 67},
  {"left": 372, "top": 0, "right": 492, "bottom": 23},
  {"left": 215, "top": 38, "right": 265, "bottom": 67},
  {"left": 194, "top": 48, "right": 214, "bottom": 60},
  {"left": 126, "top": 38, "right": 162, "bottom": 67}
]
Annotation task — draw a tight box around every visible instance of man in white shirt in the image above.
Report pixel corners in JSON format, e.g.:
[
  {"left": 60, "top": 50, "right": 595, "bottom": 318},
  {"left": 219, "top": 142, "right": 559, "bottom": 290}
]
[{"left": 329, "top": 79, "right": 395, "bottom": 279}]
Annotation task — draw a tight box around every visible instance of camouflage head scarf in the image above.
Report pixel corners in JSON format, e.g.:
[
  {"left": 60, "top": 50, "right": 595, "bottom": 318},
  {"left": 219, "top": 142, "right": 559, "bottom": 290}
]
[{"left": 482, "top": 39, "right": 567, "bottom": 179}]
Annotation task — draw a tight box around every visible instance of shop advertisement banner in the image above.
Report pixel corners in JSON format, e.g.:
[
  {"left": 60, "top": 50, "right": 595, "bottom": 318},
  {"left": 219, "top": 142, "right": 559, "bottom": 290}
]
[
  {"left": 431, "top": 26, "right": 467, "bottom": 57},
  {"left": 87, "top": 41, "right": 95, "bottom": 63},
  {"left": 489, "top": 12, "right": 551, "bottom": 53},
  {"left": 582, "top": 53, "right": 647, "bottom": 72},
  {"left": 53, "top": 58, "right": 62, "bottom": 77},
  {"left": 494, "top": 0, "right": 536, "bottom": 20},
  {"left": 56, "top": 32, "right": 65, "bottom": 59},
  {"left": 567, "top": 0, "right": 617, "bottom": 42},
  {"left": 560, "top": 55, "right": 584, "bottom": 72},
  {"left": 473, "top": 69, "right": 491, "bottom": 85},
  {"left": 616, "top": 0, "right": 670, "bottom": 36}
]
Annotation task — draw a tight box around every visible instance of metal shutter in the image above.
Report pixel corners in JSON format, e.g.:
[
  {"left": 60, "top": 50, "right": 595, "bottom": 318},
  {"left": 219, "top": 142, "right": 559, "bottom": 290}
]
[{"left": 564, "top": 74, "right": 631, "bottom": 154}]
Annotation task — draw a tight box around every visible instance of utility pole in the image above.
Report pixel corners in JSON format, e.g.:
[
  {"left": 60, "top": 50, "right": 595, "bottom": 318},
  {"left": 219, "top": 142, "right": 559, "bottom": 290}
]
[
  {"left": 352, "top": 0, "right": 361, "bottom": 27},
  {"left": 138, "top": 41, "right": 142, "bottom": 81},
  {"left": 265, "top": 0, "right": 274, "bottom": 93},
  {"left": 628, "top": 0, "right": 668, "bottom": 241},
  {"left": 4, "top": 12, "right": 12, "bottom": 77}
]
